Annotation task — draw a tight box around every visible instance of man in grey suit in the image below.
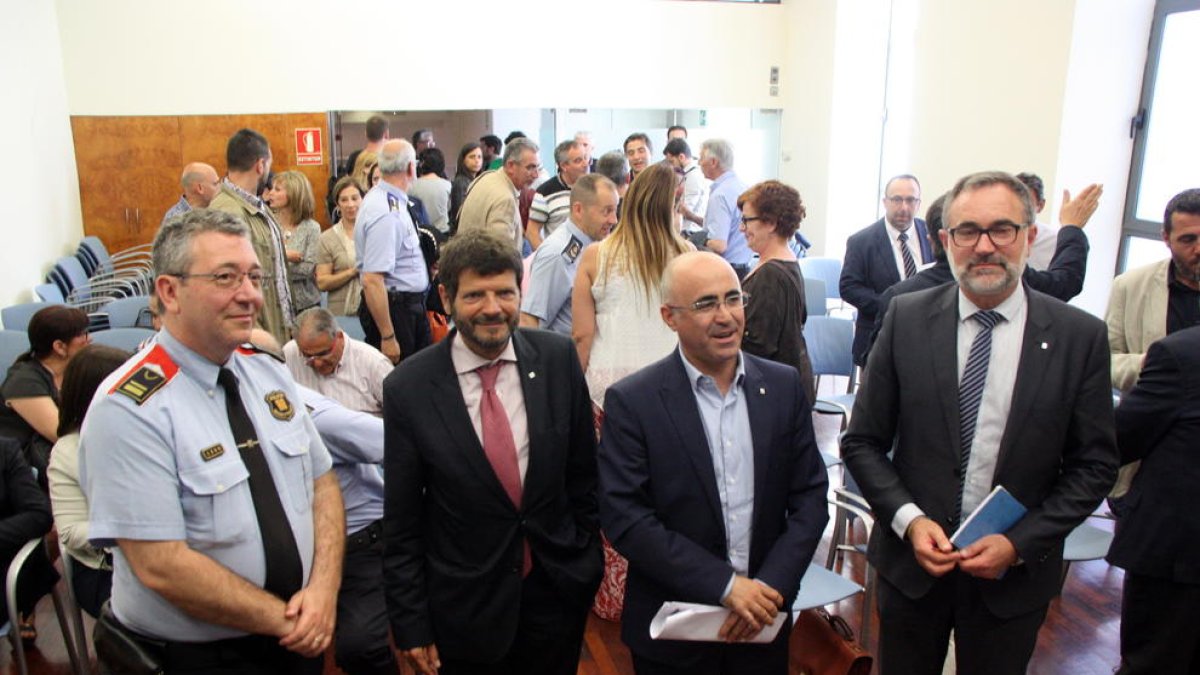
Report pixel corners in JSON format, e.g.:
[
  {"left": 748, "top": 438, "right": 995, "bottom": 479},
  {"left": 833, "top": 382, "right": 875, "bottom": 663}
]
[{"left": 843, "top": 171, "right": 1118, "bottom": 675}]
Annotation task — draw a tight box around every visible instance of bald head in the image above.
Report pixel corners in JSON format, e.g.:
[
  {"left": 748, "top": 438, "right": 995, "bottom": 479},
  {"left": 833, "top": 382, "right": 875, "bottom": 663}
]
[
  {"left": 181, "top": 162, "right": 220, "bottom": 208},
  {"left": 661, "top": 251, "right": 738, "bottom": 306}
]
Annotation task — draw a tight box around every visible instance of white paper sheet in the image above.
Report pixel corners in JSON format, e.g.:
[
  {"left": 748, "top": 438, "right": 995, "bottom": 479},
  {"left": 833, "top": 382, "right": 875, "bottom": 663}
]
[{"left": 648, "top": 602, "right": 787, "bottom": 644}]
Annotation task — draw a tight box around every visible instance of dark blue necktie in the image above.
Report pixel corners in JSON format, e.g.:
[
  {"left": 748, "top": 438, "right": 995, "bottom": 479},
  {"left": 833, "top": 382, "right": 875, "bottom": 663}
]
[{"left": 954, "top": 310, "right": 1004, "bottom": 523}]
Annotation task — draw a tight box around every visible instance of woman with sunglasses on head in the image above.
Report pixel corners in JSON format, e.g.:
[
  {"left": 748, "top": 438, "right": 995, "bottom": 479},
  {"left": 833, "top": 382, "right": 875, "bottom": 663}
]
[{"left": 737, "top": 180, "right": 815, "bottom": 402}]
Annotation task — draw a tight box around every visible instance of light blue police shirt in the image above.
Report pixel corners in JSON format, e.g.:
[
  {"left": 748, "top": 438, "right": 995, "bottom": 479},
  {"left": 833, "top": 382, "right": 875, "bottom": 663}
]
[
  {"left": 520, "top": 218, "right": 593, "bottom": 336},
  {"left": 355, "top": 182, "right": 428, "bottom": 292},
  {"left": 298, "top": 386, "right": 383, "bottom": 536},
  {"left": 79, "top": 328, "right": 333, "bottom": 642}
]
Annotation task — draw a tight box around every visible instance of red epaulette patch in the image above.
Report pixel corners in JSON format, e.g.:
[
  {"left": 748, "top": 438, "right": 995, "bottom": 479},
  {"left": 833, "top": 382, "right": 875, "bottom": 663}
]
[{"left": 108, "top": 344, "right": 179, "bottom": 405}]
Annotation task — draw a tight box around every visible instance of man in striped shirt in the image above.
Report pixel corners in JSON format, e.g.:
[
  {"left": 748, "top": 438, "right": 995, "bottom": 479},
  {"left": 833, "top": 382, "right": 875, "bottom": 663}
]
[
  {"left": 283, "top": 307, "right": 393, "bottom": 416},
  {"left": 529, "top": 139, "right": 589, "bottom": 242}
]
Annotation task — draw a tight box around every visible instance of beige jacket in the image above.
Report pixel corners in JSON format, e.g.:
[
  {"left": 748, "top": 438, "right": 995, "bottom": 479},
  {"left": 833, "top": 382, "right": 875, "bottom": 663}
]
[
  {"left": 209, "top": 186, "right": 293, "bottom": 345},
  {"left": 456, "top": 170, "right": 522, "bottom": 250},
  {"left": 1105, "top": 258, "right": 1169, "bottom": 392}
]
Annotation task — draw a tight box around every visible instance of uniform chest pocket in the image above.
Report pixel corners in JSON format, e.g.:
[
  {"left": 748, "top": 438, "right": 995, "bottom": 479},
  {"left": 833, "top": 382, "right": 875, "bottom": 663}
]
[
  {"left": 178, "top": 459, "right": 252, "bottom": 546},
  {"left": 270, "top": 429, "right": 313, "bottom": 515}
]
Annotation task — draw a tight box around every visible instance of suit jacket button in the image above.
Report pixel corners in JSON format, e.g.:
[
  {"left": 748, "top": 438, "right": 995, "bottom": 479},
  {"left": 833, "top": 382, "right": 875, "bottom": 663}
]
[{"left": 511, "top": 566, "right": 520, "bottom": 574}]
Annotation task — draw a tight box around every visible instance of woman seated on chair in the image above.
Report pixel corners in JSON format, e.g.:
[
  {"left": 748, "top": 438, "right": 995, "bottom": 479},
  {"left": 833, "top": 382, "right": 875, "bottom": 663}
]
[
  {"left": 0, "top": 436, "right": 58, "bottom": 643},
  {"left": 737, "top": 180, "right": 816, "bottom": 403},
  {"left": 0, "top": 305, "right": 90, "bottom": 484},
  {"left": 48, "top": 344, "right": 129, "bottom": 618}
]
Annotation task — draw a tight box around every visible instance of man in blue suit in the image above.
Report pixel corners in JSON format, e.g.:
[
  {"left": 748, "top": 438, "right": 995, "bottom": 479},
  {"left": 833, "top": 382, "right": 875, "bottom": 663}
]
[
  {"left": 598, "top": 251, "right": 829, "bottom": 675},
  {"left": 840, "top": 174, "right": 933, "bottom": 365}
]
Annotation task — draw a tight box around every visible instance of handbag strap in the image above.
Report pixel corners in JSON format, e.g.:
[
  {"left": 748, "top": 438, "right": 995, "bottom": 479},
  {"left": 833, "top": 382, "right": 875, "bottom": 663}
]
[{"left": 815, "top": 606, "right": 857, "bottom": 642}]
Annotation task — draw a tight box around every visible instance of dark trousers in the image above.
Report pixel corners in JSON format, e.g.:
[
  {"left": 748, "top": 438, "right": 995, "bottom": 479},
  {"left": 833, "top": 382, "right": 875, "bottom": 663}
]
[
  {"left": 68, "top": 555, "right": 112, "bottom": 618},
  {"left": 1117, "top": 571, "right": 1200, "bottom": 674},
  {"left": 358, "top": 288, "right": 431, "bottom": 362},
  {"left": 161, "top": 634, "right": 322, "bottom": 675},
  {"left": 437, "top": 562, "right": 589, "bottom": 675},
  {"left": 631, "top": 635, "right": 788, "bottom": 675},
  {"left": 876, "top": 571, "right": 1047, "bottom": 675},
  {"left": 335, "top": 527, "right": 399, "bottom": 675}
]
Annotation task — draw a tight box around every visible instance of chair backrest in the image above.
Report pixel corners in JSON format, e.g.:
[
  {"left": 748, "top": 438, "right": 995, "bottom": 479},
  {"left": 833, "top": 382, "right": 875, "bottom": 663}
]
[
  {"left": 80, "top": 236, "right": 114, "bottom": 274},
  {"left": 798, "top": 257, "right": 843, "bottom": 300},
  {"left": 33, "top": 283, "right": 64, "bottom": 304},
  {"left": 1, "top": 302, "right": 52, "bottom": 331},
  {"left": 89, "top": 328, "right": 154, "bottom": 352},
  {"left": 802, "top": 277, "right": 826, "bottom": 319},
  {"left": 104, "top": 296, "right": 153, "bottom": 329},
  {"left": 806, "top": 315, "right": 855, "bottom": 378},
  {"left": 54, "top": 257, "right": 91, "bottom": 295},
  {"left": 0, "top": 331, "right": 30, "bottom": 388},
  {"left": 335, "top": 315, "right": 366, "bottom": 342}
]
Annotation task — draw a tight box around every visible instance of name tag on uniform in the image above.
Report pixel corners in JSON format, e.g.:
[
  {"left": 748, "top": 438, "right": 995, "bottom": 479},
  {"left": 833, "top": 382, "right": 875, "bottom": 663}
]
[{"left": 200, "top": 444, "right": 225, "bottom": 462}]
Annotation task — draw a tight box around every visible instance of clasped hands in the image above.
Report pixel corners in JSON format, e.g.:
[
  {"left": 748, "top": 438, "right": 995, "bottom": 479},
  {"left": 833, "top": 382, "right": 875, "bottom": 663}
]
[
  {"left": 718, "top": 576, "right": 784, "bottom": 643},
  {"left": 906, "top": 516, "right": 1017, "bottom": 580},
  {"left": 277, "top": 585, "right": 337, "bottom": 658}
]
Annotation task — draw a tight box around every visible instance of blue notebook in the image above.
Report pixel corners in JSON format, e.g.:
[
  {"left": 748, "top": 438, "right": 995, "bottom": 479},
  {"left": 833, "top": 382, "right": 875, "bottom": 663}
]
[{"left": 950, "top": 485, "right": 1027, "bottom": 549}]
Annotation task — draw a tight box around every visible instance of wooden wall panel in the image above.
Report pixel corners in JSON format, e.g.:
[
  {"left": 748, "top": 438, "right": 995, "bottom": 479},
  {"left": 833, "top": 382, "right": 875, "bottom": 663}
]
[
  {"left": 73, "top": 112, "right": 333, "bottom": 254},
  {"left": 177, "top": 113, "right": 331, "bottom": 228}
]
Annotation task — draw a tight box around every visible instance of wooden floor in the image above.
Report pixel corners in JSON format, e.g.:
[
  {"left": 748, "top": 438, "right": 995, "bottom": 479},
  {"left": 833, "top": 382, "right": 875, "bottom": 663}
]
[{"left": 1, "top": 402, "right": 1125, "bottom": 675}]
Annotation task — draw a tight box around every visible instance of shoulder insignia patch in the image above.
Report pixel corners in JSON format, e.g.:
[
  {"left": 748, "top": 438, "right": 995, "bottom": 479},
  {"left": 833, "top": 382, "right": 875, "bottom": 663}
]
[
  {"left": 387, "top": 192, "right": 401, "bottom": 212},
  {"left": 563, "top": 235, "right": 583, "bottom": 264},
  {"left": 236, "top": 343, "right": 285, "bottom": 363},
  {"left": 200, "top": 444, "right": 225, "bottom": 462},
  {"left": 265, "top": 390, "right": 295, "bottom": 421},
  {"left": 109, "top": 344, "right": 178, "bottom": 405}
]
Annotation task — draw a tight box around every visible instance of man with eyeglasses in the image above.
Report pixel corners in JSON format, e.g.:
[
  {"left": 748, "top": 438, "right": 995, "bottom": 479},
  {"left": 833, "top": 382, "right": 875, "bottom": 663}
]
[
  {"left": 840, "top": 174, "right": 933, "bottom": 366},
  {"left": 80, "top": 208, "right": 345, "bottom": 674},
  {"left": 458, "top": 136, "right": 542, "bottom": 252},
  {"left": 843, "top": 171, "right": 1117, "bottom": 675},
  {"left": 598, "top": 251, "right": 829, "bottom": 675},
  {"left": 282, "top": 307, "right": 392, "bottom": 417}
]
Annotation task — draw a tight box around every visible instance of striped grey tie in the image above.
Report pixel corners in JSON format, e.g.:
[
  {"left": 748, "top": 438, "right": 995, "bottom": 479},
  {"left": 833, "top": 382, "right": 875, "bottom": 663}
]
[
  {"left": 954, "top": 309, "right": 1004, "bottom": 523},
  {"left": 898, "top": 232, "right": 918, "bottom": 279}
]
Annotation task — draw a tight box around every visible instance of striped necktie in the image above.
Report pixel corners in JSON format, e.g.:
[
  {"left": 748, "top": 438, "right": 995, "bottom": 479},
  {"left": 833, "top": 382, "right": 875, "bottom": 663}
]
[
  {"left": 954, "top": 310, "right": 1004, "bottom": 523},
  {"left": 898, "top": 231, "right": 918, "bottom": 279}
]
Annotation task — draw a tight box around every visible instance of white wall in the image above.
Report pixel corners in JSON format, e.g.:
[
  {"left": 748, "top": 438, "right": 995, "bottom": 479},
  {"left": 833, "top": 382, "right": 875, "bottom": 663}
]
[
  {"left": 1053, "top": 0, "right": 1155, "bottom": 316},
  {"left": 55, "top": 0, "right": 788, "bottom": 114},
  {"left": 0, "top": 1, "right": 82, "bottom": 310}
]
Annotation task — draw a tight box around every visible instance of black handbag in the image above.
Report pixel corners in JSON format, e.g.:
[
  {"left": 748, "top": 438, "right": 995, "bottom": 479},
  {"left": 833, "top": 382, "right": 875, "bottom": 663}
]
[{"left": 94, "top": 601, "right": 165, "bottom": 675}]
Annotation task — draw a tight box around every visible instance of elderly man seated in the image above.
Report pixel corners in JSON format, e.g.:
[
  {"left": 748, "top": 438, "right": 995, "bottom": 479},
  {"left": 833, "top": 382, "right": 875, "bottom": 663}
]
[{"left": 283, "top": 307, "right": 393, "bottom": 416}]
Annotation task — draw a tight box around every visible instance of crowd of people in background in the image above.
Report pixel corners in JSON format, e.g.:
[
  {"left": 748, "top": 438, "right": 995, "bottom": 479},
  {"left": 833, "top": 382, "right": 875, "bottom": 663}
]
[{"left": 1, "top": 109, "right": 1198, "bottom": 675}]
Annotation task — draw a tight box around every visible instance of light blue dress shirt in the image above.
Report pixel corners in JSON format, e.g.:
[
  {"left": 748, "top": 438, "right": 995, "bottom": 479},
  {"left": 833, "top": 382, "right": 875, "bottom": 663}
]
[
  {"left": 520, "top": 219, "right": 593, "bottom": 335},
  {"left": 679, "top": 349, "right": 755, "bottom": 584},
  {"left": 706, "top": 171, "right": 751, "bottom": 266},
  {"left": 299, "top": 386, "right": 384, "bottom": 536},
  {"left": 355, "top": 182, "right": 429, "bottom": 292},
  {"left": 80, "top": 328, "right": 333, "bottom": 642}
]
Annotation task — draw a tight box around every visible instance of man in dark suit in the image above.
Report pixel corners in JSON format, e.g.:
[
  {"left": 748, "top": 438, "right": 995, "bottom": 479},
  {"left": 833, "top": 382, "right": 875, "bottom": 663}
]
[
  {"left": 382, "top": 230, "right": 602, "bottom": 675},
  {"left": 599, "top": 251, "right": 829, "bottom": 675},
  {"left": 1107, "top": 324, "right": 1200, "bottom": 673},
  {"left": 864, "top": 183, "right": 1101, "bottom": 358},
  {"left": 840, "top": 174, "right": 933, "bottom": 365},
  {"left": 842, "top": 171, "right": 1118, "bottom": 675}
]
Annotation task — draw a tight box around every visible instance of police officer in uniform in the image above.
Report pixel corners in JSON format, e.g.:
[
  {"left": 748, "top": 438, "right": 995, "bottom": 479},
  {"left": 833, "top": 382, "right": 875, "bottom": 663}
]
[
  {"left": 519, "top": 174, "right": 620, "bottom": 336},
  {"left": 356, "top": 138, "right": 431, "bottom": 364},
  {"left": 80, "top": 209, "right": 345, "bottom": 675}
]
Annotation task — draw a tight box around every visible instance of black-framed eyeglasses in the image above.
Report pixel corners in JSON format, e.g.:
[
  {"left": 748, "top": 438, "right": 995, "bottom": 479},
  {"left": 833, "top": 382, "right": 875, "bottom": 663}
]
[
  {"left": 740, "top": 215, "right": 763, "bottom": 225},
  {"left": 886, "top": 196, "right": 920, "bottom": 206},
  {"left": 947, "top": 223, "right": 1025, "bottom": 247},
  {"left": 667, "top": 291, "right": 750, "bottom": 315},
  {"left": 169, "top": 270, "right": 269, "bottom": 289}
]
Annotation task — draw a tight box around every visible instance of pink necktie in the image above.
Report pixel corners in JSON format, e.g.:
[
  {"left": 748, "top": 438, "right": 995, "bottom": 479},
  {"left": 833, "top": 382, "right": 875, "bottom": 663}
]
[{"left": 476, "top": 361, "right": 531, "bottom": 577}]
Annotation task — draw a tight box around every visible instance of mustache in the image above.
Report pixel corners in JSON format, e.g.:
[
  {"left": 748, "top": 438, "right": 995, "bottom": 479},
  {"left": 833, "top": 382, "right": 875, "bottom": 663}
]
[{"left": 966, "top": 254, "right": 1010, "bottom": 268}]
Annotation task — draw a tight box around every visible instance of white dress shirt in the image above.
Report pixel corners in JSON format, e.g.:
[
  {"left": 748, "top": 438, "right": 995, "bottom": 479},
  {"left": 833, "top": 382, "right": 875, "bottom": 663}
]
[{"left": 283, "top": 337, "right": 393, "bottom": 416}]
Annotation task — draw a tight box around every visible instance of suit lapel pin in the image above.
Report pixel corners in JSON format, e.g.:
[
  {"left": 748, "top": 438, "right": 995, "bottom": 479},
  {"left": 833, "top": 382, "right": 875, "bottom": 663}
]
[
  {"left": 759, "top": 387, "right": 766, "bottom": 395},
  {"left": 528, "top": 371, "right": 536, "bottom": 379},
  {"left": 1040, "top": 342, "right": 1049, "bottom": 350}
]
